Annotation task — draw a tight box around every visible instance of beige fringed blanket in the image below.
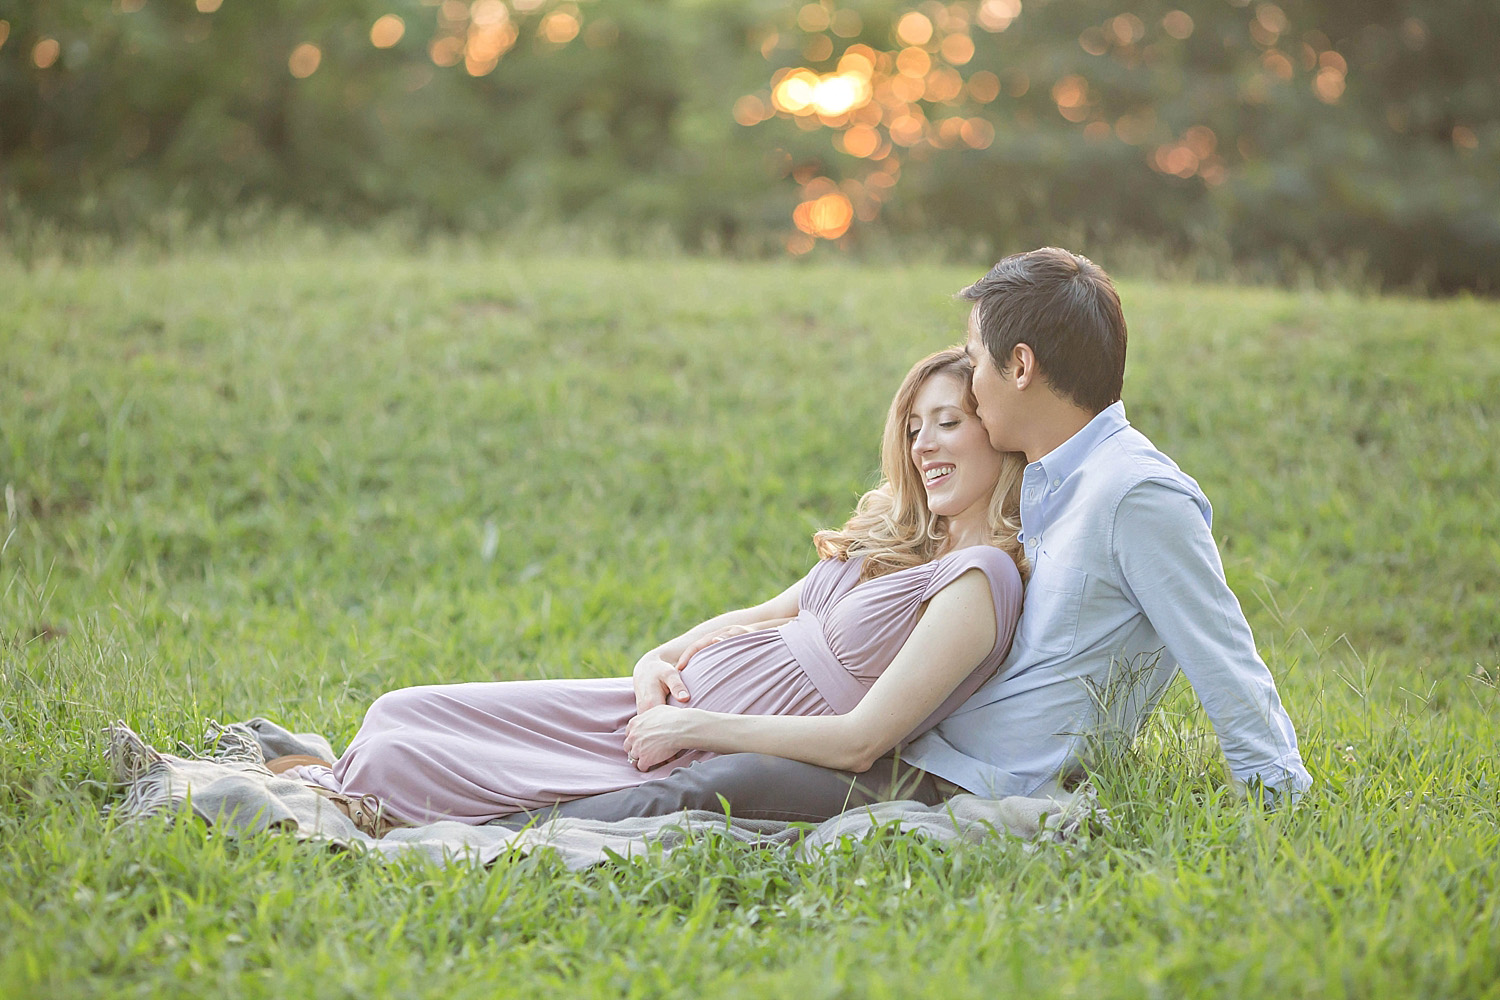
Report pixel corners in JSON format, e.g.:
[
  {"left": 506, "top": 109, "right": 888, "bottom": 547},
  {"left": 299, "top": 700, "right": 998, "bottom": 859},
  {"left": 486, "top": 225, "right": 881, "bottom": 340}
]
[{"left": 103, "top": 719, "right": 1106, "bottom": 869}]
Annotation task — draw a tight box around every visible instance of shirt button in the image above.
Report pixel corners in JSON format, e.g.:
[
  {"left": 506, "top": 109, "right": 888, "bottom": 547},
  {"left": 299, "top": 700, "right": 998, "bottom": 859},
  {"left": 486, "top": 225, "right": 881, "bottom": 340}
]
[{"left": 1051, "top": 478, "right": 1061, "bottom": 489}]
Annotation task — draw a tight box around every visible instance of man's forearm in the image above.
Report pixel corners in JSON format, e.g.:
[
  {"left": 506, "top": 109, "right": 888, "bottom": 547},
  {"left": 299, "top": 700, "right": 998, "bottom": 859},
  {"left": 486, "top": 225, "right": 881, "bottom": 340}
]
[{"left": 1116, "top": 485, "right": 1311, "bottom": 794}]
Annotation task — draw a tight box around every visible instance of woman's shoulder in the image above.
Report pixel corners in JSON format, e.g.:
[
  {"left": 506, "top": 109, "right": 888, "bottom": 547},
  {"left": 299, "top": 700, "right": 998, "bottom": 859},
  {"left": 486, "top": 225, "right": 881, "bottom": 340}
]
[
  {"left": 939, "top": 543, "right": 1021, "bottom": 574},
  {"left": 923, "top": 545, "right": 1023, "bottom": 600},
  {"left": 922, "top": 547, "right": 1024, "bottom": 657}
]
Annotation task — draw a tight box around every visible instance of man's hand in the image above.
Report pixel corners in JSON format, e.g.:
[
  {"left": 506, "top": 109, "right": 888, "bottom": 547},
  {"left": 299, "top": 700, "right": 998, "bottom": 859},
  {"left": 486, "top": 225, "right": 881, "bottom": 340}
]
[
  {"left": 632, "top": 650, "right": 691, "bottom": 716},
  {"left": 624, "top": 705, "right": 701, "bottom": 771}
]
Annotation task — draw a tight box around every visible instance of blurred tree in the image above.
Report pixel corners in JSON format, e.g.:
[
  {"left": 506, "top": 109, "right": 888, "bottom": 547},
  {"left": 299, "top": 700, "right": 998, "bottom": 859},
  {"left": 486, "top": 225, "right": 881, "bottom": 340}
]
[
  {"left": 0, "top": 0, "right": 1494, "bottom": 290},
  {"left": 740, "top": 0, "right": 1497, "bottom": 288},
  {"left": 0, "top": 0, "right": 790, "bottom": 238}
]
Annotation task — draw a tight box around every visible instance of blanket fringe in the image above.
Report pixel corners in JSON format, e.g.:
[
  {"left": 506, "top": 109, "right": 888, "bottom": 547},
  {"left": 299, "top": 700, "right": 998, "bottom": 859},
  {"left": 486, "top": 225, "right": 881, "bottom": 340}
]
[
  {"left": 202, "top": 719, "right": 272, "bottom": 766},
  {"left": 102, "top": 719, "right": 273, "bottom": 824},
  {"left": 103, "top": 721, "right": 173, "bottom": 822}
]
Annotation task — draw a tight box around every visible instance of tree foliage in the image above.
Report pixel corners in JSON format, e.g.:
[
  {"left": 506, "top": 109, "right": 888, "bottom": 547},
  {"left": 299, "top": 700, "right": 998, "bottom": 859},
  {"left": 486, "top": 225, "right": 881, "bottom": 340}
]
[{"left": 0, "top": 0, "right": 1494, "bottom": 289}]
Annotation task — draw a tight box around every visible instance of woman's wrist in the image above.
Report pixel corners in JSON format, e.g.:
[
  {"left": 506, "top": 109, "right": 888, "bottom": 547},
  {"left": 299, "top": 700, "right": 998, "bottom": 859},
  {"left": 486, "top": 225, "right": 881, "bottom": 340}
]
[
  {"left": 663, "top": 707, "right": 719, "bottom": 755},
  {"left": 634, "top": 647, "right": 668, "bottom": 674},
  {"left": 674, "top": 707, "right": 707, "bottom": 745}
]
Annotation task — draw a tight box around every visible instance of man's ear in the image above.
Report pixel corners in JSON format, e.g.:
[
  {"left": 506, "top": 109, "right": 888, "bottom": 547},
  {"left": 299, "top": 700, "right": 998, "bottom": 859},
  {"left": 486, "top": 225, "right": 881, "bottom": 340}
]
[{"left": 1012, "top": 344, "right": 1037, "bottom": 390}]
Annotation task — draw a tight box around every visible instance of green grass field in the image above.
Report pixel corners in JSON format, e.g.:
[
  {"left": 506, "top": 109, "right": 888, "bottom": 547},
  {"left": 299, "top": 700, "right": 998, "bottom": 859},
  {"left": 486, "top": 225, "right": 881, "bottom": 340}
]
[{"left": 2, "top": 244, "right": 1497, "bottom": 998}]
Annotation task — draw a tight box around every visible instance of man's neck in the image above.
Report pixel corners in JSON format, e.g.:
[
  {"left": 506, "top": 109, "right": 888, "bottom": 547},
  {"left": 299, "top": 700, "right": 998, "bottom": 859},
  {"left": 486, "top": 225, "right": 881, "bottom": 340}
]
[{"left": 1021, "top": 399, "right": 1099, "bottom": 465}]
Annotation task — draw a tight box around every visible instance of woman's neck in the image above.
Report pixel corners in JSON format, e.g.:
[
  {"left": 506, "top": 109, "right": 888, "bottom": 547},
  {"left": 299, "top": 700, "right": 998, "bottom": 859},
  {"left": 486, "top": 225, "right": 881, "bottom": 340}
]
[{"left": 939, "top": 514, "right": 989, "bottom": 554}]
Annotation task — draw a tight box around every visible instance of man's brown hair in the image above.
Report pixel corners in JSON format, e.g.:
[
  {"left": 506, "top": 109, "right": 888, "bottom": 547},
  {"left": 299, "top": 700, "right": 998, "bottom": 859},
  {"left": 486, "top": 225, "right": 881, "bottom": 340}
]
[{"left": 959, "top": 247, "right": 1127, "bottom": 414}]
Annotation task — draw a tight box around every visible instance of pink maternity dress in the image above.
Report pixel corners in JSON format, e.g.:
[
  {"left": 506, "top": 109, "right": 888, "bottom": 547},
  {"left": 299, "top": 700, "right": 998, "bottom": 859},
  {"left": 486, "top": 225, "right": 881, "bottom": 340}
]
[{"left": 323, "top": 546, "right": 1022, "bottom": 824}]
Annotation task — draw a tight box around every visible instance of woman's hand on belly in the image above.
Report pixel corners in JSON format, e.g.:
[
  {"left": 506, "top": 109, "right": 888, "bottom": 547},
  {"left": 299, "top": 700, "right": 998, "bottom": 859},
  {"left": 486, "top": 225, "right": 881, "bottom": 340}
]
[
  {"left": 672, "top": 624, "right": 754, "bottom": 670},
  {"left": 673, "top": 616, "right": 793, "bottom": 669},
  {"left": 624, "top": 705, "right": 705, "bottom": 771},
  {"left": 632, "top": 651, "right": 692, "bottom": 715}
]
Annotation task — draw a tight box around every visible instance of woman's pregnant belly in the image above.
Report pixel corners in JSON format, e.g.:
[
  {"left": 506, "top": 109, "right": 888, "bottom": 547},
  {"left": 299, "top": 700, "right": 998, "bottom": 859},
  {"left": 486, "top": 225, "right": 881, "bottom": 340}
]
[{"left": 674, "top": 626, "right": 834, "bottom": 719}]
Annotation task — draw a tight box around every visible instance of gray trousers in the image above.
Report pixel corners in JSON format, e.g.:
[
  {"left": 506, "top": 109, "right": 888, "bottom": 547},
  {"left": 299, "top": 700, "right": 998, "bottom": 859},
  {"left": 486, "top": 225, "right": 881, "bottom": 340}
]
[{"left": 494, "top": 752, "right": 950, "bottom": 829}]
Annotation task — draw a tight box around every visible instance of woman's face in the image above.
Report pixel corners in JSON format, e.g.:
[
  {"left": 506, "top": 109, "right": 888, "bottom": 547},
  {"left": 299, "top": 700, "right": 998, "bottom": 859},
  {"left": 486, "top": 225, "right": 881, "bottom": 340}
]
[{"left": 906, "top": 373, "right": 1006, "bottom": 528}]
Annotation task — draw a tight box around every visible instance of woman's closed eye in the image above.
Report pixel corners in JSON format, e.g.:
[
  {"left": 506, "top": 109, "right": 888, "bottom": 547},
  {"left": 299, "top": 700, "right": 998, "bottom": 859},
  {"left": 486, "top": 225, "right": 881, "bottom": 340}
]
[{"left": 910, "top": 418, "right": 961, "bottom": 440}]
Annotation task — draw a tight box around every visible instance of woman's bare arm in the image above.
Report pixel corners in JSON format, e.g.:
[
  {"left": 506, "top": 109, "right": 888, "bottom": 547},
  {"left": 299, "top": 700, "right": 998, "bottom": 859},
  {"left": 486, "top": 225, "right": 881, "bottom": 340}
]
[{"left": 625, "top": 567, "right": 997, "bottom": 770}]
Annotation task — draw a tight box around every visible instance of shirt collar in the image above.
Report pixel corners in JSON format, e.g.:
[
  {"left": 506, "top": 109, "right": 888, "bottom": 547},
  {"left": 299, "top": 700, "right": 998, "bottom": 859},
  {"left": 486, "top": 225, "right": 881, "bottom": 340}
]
[{"left": 1033, "top": 400, "right": 1130, "bottom": 482}]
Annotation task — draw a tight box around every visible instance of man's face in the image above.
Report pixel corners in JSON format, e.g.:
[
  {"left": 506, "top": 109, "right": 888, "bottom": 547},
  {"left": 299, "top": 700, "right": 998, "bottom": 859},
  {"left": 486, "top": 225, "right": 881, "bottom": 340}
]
[{"left": 965, "top": 305, "right": 1019, "bottom": 451}]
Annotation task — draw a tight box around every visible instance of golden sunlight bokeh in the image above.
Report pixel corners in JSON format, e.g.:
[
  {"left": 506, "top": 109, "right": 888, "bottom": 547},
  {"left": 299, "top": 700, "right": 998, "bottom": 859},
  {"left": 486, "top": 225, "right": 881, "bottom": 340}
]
[
  {"left": 740, "top": 2, "right": 1046, "bottom": 246},
  {"left": 975, "top": 0, "right": 1021, "bottom": 33},
  {"left": 839, "top": 124, "right": 881, "bottom": 157},
  {"left": 383, "top": 0, "right": 1365, "bottom": 254},
  {"left": 733, "top": 0, "right": 1358, "bottom": 250},
  {"left": 793, "top": 191, "right": 855, "bottom": 239},
  {"left": 371, "top": 15, "right": 406, "bottom": 49},
  {"left": 1051, "top": 74, "right": 1089, "bottom": 122},
  {"left": 1162, "top": 10, "right": 1194, "bottom": 39},
  {"left": 288, "top": 43, "right": 322, "bottom": 79},
  {"left": 472, "top": 0, "right": 509, "bottom": 26},
  {"left": 771, "top": 67, "right": 873, "bottom": 118},
  {"left": 540, "top": 10, "right": 580, "bottom": 45},
  {"left": 895, "top": 12, "right": 933, "bottom": 46},
  {"left": 419, "top": 0, "right": 583, "bottom": 72},
  {"left": 466, "top": 22, "right": 518, "bottom": 75},
  {"left": 33, "top": 37, "right": 61, "bottom": 69}
]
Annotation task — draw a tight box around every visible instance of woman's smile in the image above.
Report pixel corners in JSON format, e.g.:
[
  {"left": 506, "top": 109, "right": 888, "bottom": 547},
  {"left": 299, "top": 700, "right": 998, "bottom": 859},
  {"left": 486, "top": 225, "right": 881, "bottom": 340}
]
[{"left": 922, "top": 462, "right": 956, "bottom": 489}]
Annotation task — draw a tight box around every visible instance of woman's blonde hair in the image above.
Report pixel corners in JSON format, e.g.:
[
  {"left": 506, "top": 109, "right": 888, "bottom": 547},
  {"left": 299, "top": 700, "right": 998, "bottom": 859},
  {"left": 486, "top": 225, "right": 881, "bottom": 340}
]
[{"left": 814, "top": 348, "right": 1029, "bottom": 583}]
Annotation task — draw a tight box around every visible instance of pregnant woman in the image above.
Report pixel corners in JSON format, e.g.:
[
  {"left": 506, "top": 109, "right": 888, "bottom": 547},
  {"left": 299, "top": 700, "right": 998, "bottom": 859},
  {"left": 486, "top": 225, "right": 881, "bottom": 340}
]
[{"left": 291, "top": 348, "right": 1028, "bottom": 827}]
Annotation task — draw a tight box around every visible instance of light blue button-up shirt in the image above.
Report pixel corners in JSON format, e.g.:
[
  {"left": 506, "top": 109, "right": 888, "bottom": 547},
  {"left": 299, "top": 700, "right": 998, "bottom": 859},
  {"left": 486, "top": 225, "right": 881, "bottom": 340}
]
[{"left": 905, "top": 402, "right": 1313, "bottom": 798}]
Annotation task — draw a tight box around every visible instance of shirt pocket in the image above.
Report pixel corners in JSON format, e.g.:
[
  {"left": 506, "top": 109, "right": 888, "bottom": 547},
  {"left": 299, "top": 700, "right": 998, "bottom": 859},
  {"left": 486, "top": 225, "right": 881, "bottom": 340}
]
[{"left": 1016, "top": 561, "right": 1088, "bottom": 658}]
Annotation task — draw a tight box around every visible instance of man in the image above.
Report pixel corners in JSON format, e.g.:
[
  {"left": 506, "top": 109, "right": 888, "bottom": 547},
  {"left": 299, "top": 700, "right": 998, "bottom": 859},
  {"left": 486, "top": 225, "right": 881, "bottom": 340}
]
[{"left": 531, "top": 247, "right": 1310, "bottom": 825}]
